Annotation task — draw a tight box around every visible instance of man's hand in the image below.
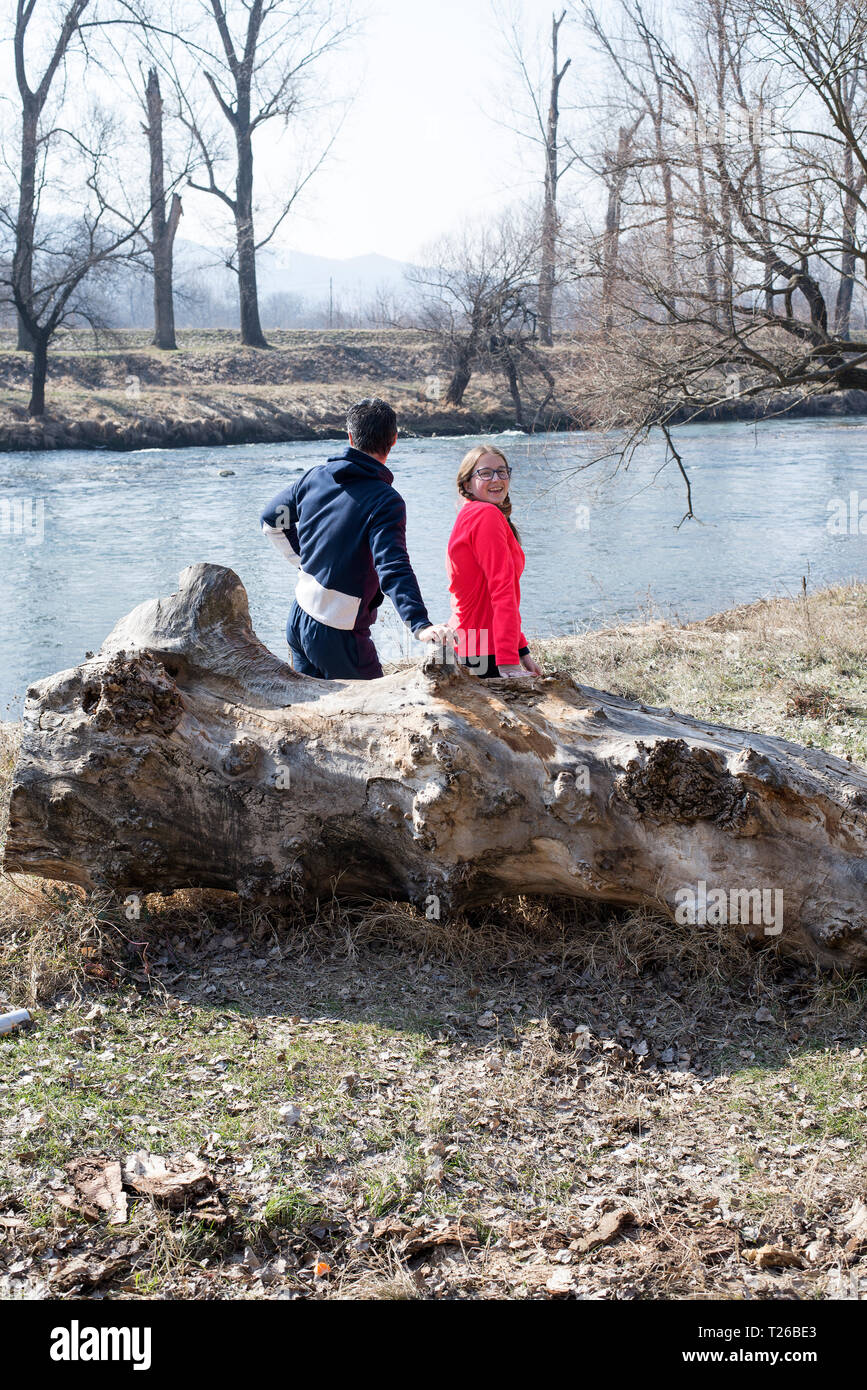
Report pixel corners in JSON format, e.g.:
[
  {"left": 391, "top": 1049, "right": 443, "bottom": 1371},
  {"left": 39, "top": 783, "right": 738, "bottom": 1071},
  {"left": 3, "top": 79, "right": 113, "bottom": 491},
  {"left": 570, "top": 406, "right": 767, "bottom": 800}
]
[
  {"left": 497, "top": 663, "right": 531, "bottom": 678},
  {"left": 520, "top": 653, "right": 543, "bottom": 676},
  {"left": 416, "top": 623, "right": 456, "bottom": 645}
]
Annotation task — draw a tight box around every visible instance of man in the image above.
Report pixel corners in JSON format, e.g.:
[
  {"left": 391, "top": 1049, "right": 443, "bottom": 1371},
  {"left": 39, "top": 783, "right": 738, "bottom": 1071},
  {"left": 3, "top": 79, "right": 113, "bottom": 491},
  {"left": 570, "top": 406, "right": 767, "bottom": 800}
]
[{"left": 260, "top": 397, "right": 451, "bottom": 679}]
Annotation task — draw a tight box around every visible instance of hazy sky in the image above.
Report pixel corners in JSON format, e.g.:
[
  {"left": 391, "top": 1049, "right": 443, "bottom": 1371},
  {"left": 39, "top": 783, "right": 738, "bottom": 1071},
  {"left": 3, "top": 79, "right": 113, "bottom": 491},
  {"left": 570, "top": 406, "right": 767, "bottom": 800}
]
[
  {"left": 182, "top": 0, "right": 599, "bottom": 263},
  {"left": 0, "top": 0, "right": 602, "bottom": 267}
]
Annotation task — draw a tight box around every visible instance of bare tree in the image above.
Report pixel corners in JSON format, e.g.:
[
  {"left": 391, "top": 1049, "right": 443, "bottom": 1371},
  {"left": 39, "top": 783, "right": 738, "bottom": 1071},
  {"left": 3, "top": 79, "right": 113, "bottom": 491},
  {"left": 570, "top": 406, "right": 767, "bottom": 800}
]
[
  {"left": 408, "top": 211, "right": 555, "bottom": 426},
  {"left": 539, "top": 11, "right": 572, "bottom": 344},
  {"left": 599, "top": 119, "right": 643, "bottom": 328},
  {"left": 557, "top": 0, "right": 867, "bottom": 511},
  {"left": 582, "top": 0, "right": 682, "bottom": 320},
  {"left": 0, "top": 106, "right": 149, "bottom": 414},
  {"left": 142, "top": 66, "right": 183, "bottom": 348},
  {"left": 565, "top": 113, "right": 643, "bottom": 331},
  {"left": 174, "top": 0, "right": 355, "bottom": 348},
  {"left": 3, "top": 0, "right": 153, "bottom": 413},
  {"left": 494, "top": 6, "right": 578, "bottom": 345},
  {"left": 11, "top": 0, "right": 93, "bottom": 351},
  {"left": 80, "top": 0, "right": 200, "bottom": 349}
]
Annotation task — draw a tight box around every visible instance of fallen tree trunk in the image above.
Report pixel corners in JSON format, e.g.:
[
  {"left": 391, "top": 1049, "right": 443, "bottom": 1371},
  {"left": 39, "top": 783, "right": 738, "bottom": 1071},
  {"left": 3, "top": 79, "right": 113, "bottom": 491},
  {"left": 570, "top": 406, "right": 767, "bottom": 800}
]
[{"left": 5, "top": 564, "right": 866, "bottom": 966}]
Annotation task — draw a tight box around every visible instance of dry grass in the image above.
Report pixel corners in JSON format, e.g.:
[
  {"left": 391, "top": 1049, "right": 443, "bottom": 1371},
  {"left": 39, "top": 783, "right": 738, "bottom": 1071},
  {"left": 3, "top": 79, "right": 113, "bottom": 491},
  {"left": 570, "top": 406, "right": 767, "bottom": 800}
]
[{"left": 537, "top": 581, "right": 867, "bottom": 766}]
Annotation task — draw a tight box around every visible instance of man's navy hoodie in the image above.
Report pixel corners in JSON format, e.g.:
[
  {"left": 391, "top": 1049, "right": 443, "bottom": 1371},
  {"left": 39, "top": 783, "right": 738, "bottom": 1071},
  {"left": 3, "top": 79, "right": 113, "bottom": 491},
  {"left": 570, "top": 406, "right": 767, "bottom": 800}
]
[{"left": 260, "top": 446, "right": 431, "bottom": 636}]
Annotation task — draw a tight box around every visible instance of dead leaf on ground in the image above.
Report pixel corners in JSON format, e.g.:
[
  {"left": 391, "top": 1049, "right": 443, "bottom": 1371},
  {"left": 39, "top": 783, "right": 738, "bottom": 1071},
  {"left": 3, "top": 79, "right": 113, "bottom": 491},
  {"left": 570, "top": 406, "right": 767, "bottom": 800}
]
[
  {"left": 66, "top": 1156, "right": 128, "bottom": 1224},
  {"left": 121, "top": 1150, "right": 214, "bottom": 1208},
  {"left": 372, "top": 1216, "right": 479, "bottom": 1257},
  {"left": 843, "top": 1200, "right": 867, "bottom": 1243},
  {"left": 743, "top": 1244, "right": 803, "bottom": 1269},
  {"left": 51, "top": 1252, "right": 128, "bottom": 1291},
  {"left": 573, "top": 1207, "right": 636, "bottom": 1255},
  {"left": 546, "top": 1266, "right": 578, "bottom": 1295}
]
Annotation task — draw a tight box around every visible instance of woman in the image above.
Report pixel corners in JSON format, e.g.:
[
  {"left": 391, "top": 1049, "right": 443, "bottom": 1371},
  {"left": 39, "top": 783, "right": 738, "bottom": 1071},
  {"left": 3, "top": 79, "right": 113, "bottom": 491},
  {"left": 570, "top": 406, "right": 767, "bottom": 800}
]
[{"left": 446, "top": 444, "right": 542, "bottom": 679}]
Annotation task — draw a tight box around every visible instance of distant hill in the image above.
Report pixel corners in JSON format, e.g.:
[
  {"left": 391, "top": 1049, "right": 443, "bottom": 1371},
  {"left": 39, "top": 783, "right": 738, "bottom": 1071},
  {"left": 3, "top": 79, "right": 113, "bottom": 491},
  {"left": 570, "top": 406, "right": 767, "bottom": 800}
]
[
  {"left": 93, "top": 239, "right": 416, "bottom": 329},
  {"left": 173, "top": 239, "right": 410, "bottom": 306}
]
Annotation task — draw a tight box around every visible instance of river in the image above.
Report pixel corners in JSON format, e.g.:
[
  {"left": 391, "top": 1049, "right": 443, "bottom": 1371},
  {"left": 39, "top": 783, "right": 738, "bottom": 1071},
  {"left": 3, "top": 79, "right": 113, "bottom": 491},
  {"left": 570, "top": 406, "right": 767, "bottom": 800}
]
[{"left": 1, "top": 417, "right": 865, "bottom": 714}]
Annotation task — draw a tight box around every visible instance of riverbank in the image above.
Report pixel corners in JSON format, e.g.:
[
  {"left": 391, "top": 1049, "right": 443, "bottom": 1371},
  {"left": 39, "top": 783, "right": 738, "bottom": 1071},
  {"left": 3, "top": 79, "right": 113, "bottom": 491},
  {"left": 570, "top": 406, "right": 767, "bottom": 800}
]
[
  {"left": 1, "top": 584, "right": 865, "bottom": 1301},
  {"left": 3, "top": 328, "right": 867, "bottom": 451},
  {"left": 0, "top": 328, "right": 543, "bottom": 452}
]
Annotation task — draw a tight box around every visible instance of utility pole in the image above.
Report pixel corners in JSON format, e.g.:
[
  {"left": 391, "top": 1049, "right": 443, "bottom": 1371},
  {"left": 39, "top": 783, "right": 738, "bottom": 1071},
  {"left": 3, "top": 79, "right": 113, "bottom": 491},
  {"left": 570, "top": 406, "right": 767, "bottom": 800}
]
[{"left": 329, "top": 276, "right": 333, "bottom": 328}]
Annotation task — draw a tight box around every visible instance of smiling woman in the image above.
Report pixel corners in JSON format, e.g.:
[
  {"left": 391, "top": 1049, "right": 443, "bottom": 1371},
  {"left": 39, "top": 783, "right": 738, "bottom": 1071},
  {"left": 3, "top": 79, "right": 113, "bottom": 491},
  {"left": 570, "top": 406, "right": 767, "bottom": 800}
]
[{"left": 445, "top": 444, "right": 542, "bottom": 680}]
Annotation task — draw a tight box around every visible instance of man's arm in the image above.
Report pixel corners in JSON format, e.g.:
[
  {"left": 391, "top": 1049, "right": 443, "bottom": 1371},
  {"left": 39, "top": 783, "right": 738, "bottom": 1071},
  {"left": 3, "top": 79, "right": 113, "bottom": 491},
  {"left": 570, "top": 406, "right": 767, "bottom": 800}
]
[
  {"left": 367, "top": 492, "right": 431, "bottom": 633},
  {"left": 260, "top": 481, "right": 301, "bottom": 567}
]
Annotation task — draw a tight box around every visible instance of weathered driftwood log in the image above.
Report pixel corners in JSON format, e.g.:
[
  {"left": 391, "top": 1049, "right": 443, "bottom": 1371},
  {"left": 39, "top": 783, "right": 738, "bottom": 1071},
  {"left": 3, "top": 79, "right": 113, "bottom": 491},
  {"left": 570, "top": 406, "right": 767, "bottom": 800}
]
[{"left": 5, "top": 564, "right": 867, "bottom": 966}]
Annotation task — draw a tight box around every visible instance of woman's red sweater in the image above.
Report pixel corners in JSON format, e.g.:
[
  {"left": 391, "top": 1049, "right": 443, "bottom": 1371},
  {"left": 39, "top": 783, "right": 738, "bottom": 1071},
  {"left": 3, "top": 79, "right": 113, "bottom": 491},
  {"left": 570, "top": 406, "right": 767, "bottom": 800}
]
[{"left": 446, "top": 498, "right": 528, "bottom": 666}]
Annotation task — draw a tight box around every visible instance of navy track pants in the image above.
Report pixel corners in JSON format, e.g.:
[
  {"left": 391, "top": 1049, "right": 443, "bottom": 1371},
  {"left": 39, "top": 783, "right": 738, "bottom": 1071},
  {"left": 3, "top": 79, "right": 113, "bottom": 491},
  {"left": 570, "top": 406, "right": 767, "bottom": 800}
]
[{"left": 286, "top": 600, "right": 383, "bottom": 680}]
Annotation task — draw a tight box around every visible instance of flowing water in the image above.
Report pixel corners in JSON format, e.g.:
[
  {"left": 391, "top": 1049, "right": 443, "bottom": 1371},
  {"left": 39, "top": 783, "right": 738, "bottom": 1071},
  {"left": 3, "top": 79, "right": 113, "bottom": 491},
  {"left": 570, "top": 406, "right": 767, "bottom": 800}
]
[{"left": 1, "top": 417, "right": 865, "bottom": 713}]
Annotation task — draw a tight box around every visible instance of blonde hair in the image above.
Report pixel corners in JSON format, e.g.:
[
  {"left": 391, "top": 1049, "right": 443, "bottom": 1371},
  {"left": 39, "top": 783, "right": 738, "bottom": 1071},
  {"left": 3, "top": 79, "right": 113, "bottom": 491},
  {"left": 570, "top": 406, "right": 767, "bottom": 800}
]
[{"left": 456, "top": 444, "right": 520, "bottom": 542}]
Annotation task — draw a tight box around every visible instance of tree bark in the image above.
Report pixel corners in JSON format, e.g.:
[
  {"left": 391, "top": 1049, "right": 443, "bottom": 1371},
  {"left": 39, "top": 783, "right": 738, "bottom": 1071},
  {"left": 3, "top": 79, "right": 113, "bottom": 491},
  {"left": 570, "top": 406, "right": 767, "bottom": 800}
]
[
  {"left": 835, "top": 144, "right": 863, "bottom": 341},
  {"left": 235, "top": 131, "right": 268, "bottom": 348},
  {"left": 496, "top": 340, "right": 524, "bottom": 426},
  {"left": 145, "top": 68, "right": 181, "bottom": 351},
  {"left": 14, "top": 102, "right": 38, "bottom": 352},
  {"left": 538, "top": 11, "right": 570, "bottom": 348},
  {"left": 5, "top": 564, "right": 867, "bottom": 968},
  {"left": 28, "top": 333, "right": 48, "bottom": 416},
  {"left": 445, "top": 342, "right": 475, "bottom": 406},
  {"left": 602, "top": 123, "right": 637, "bottom": 333}
]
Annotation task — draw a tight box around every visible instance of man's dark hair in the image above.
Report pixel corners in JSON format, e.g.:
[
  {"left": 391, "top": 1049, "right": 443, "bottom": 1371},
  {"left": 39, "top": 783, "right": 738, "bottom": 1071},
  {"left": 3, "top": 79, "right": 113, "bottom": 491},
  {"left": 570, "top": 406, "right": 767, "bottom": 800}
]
[{"left": 346, "top": 398, "right": 398, "bottom": 458}]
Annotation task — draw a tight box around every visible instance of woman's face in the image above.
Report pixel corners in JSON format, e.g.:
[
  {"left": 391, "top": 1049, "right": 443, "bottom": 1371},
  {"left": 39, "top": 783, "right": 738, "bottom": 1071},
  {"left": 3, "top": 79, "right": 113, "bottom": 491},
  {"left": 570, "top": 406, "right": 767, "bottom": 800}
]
[{"left": 467, "top": 452, "right": 511, "bottom": 504}]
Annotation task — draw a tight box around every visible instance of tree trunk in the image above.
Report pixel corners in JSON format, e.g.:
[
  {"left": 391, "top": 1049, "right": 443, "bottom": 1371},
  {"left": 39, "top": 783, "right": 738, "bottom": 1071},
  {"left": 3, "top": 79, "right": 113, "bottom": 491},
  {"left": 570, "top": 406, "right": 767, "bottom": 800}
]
[
  {"left": 658, "top": 122, "right": 677, "bottom": 320},
  {"left": 538, "top": 192, "right": 556, "bottom": 348},
  {"left": 712, "top": 40, "right": 736, "bottom": 317},
  {"left": 692, "top": 130, "right": 719, "bottom": 330},
  {"left": 152, "top": 220, "right": 180, "bottom": 351},
  {"left": 235, "top": 132, "right": 268, "bottom": 348},
  {"left": 14, "top": 103, "right": 38, "bottom": 353},
  {"left": 602, "top": 124, "right": 635, "bottom": 333},
  {"left": 5, "top": 564, "right": 867, "bottom": 968},
  {"left": 538, "top": 11, "right": 569, "bottom": 348},
  {"left": 834, "top": 146, "right": 862, "bottom": 341},
  {"left": 28, "top": 334, "right": 48, "bottom": 416},
  {"left": 497, "top": 342, "right": 523, "bottom": 426},
  {"left": 445, "top": 342, "right": 475, "bottom": 406},
  {"left": 145, "top": 68, "right": 181, "bottom": 351}
]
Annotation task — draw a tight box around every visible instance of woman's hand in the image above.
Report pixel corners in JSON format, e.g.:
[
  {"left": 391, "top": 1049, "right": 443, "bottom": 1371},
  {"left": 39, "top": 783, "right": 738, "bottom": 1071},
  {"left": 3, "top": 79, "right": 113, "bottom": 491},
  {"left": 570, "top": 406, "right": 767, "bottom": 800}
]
[
  {"left": 497, "top": 663, "right": 531, "bottom": 678},
  {"left": 520, "top": 653, "right": 542, "bottom": 676}
]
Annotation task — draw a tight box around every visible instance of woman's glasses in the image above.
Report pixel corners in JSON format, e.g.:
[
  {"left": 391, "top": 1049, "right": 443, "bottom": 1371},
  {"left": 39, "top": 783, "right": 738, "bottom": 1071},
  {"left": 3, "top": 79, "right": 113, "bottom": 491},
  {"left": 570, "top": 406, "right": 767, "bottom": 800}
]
[{"left": 473, "top": 466, "right": 512, "bottom": 481}]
